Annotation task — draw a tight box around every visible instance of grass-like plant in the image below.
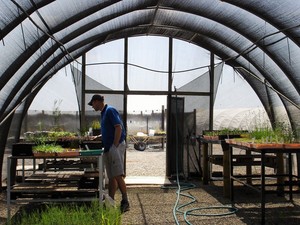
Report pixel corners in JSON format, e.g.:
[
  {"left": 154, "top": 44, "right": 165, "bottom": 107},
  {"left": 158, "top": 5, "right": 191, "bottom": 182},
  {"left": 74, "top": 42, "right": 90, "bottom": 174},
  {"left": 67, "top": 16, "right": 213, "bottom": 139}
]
[
  {"left": 204, "top": 128, "right": 247, "bottom": 136},
  {"left": 249, "top": 122, "right": 296, "bottom": 143},
  {"left": 25, "top": 131, "right": 77, "bottom": 143},
  {"left": 32, "top": 143, "right": 64, "bottom": 154},
  {"left": 15, "top": 201, "right": 121, "bottom": 225},
  {"left": 91, "top": 120, "right": 101, "bottom": 130}
]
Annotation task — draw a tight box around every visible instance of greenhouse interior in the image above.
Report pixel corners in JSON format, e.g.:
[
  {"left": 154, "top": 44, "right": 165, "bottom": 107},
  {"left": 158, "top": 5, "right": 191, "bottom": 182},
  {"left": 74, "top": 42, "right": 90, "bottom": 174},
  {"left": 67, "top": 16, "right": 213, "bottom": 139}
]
[{"left": 1, "top": 0, "right": 300, "bottom": 224}]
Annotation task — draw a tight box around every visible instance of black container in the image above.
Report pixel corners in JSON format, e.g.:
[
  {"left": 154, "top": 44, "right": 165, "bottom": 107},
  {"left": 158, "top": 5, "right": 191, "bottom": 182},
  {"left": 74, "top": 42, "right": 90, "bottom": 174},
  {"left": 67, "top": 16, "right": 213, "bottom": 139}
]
[{"left": 12, "top": 143, "right": 34, "bottom": 156}]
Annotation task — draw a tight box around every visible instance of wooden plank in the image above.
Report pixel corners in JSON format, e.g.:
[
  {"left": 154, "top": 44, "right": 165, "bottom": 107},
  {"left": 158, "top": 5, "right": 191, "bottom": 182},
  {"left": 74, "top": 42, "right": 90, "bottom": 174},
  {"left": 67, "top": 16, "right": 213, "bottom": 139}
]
[{"left": 11, "top": 182, "right": 98, "bottom": 193}]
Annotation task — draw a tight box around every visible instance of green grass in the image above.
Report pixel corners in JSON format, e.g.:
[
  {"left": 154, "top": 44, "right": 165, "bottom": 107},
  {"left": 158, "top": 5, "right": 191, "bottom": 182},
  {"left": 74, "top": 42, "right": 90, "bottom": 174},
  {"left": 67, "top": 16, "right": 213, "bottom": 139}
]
[{"left": 14, "top": 201, "right": 121, "bottom": 225}]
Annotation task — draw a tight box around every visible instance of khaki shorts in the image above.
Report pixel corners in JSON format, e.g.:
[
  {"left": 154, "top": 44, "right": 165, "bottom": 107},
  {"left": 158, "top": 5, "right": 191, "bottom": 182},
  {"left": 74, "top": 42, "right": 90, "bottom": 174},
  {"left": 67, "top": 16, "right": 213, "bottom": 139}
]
[{"left": 103, "top": 141, "right": 126, "bottom": 179}]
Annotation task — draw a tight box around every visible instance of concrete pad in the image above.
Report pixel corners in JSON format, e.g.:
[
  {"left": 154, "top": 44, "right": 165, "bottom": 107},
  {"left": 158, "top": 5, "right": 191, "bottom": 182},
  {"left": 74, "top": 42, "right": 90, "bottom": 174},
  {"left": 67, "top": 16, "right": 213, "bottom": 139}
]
[{"left": 125, "top": 176, "right": 171, "bottom": 185}]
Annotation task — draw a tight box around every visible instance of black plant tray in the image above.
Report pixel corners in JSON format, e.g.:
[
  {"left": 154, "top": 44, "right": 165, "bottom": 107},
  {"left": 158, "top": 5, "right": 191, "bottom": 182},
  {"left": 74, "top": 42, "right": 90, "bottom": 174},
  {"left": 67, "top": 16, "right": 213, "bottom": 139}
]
[{"left": 12, "top": 143, "right": 34, "bottom": 156}]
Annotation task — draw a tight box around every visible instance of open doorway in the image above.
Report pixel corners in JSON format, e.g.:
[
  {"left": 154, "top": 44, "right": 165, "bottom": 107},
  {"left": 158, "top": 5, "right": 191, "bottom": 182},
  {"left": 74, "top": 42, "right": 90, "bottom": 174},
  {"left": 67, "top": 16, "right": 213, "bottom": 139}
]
[{"left": 125, "top": 95, "right": 167, "bottom": 182}]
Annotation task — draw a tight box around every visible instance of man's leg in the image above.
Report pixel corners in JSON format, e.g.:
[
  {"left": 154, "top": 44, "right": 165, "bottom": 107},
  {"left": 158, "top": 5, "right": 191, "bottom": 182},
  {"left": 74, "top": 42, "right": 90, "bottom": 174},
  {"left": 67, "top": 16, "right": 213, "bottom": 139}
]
[
  {"left": 115, "top": 175, "right": 129, "bottom": 212},
  {"left": 115, "top": 175, "right": 127, "bottom": 200},
  {"left": 108, "top": 178, "right": 118, "bottom": 200}
]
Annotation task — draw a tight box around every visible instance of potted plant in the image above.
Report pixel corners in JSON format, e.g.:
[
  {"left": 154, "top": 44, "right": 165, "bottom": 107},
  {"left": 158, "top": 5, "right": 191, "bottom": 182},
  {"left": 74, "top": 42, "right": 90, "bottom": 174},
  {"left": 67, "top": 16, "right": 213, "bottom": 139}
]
[
  {"left": 203, "top": 128, "right": 248, "bottom": 140},
  {"left": 225, "top": 122, "right": 300, "bottom": 149},
  {"left": 32, "top": 143, "right": 64, "bottom": 157},
  {"left": 91, "top": 120, "right": 101, "bottom": 136},
  {"left": 56, "top": 148, "right": 80, "bottom": 157}
]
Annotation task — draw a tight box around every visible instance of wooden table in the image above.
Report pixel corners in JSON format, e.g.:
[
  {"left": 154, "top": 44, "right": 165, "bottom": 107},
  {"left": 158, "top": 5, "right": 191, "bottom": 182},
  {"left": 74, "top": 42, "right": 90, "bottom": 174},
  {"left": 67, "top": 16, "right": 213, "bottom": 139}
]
[
  {"left": 227, "top": 141, "right": 300, "bottom": 225},
  {"left": 201, "top": 137, "right": 278, "bottom": 198},
  {"left": 201, "top": 138, "right": 231, "bottom": 197},
  {"left": 6, "top": 152, "right": 104, "bottom": 222}
]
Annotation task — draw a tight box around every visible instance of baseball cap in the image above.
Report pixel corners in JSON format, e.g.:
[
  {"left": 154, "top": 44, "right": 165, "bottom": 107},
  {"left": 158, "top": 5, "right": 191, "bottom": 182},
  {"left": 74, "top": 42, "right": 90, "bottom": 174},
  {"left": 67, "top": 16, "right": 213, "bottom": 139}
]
[{"left": 88, "top": 94, "right": 104, "bottom": 106}]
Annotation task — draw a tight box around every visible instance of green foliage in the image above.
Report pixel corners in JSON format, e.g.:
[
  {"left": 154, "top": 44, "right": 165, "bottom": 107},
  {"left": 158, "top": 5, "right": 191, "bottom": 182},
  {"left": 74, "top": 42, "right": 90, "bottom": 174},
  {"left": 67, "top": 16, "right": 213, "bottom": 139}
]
[
  {"left": 17, "top": 201, "right": 121, "bottom": 225},
  {"left": 78, "top": 125, "right": 89, "bottom": 136},
  {"left": 37, "top": 121, "right": 44, "bottom": 131},
  {"left": 47, "top": 131, "right": 77, "bottom": 140},
  {"left": 25, "top": 131, "right": 77, "bottom": 143},
  {"left": 32, "top": 143, "right": 64, "bottom": 153},
  {"left": 155, "top": 130, "right": 166, "bottom": 135},
  {"left": 249, "top": 122, "right": 296, "bottom": 143},
  {"left": 91, "top": 120, "right": 101, "bottom": 129},
  {"left": 204, "top": 128, "right": 247, "bottom": 136},
  {"left": 52, "top": 99, "right": 63, "bottom": 131}
]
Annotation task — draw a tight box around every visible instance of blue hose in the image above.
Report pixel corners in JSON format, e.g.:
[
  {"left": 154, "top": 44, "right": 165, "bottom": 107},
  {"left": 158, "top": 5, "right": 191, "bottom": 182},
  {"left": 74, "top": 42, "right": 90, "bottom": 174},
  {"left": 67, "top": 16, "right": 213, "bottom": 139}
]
[
  {"left": 162, "top": 181, "right": 238, "bottom": 224},
  {"left": 166, "top": 87, "right": 238, "bottom": 224}
]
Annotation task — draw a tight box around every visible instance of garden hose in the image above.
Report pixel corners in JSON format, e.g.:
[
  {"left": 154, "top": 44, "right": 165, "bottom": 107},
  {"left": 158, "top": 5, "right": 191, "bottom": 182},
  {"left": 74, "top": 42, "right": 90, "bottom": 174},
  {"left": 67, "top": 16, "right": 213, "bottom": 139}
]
[
  {"left": 161, "top": 181, "right": 238, "bottom": 224},
  {"left": 163, "top": 88, "right": 238, "bottom": 224}
]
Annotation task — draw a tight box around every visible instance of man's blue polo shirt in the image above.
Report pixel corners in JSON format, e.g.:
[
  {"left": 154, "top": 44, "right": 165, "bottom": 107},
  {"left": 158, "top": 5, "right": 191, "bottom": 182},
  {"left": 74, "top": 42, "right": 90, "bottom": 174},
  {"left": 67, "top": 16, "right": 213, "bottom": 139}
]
[{"left": 101, "top": 104, "right": 126, "bottom": 152}]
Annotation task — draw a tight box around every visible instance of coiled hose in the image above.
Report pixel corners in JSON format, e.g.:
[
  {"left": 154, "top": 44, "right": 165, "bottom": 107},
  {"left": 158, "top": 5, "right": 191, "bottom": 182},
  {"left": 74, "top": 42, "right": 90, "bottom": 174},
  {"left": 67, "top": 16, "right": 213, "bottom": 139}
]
[{"left": 163, "top": 88, "right": 238, "bottom": 224}]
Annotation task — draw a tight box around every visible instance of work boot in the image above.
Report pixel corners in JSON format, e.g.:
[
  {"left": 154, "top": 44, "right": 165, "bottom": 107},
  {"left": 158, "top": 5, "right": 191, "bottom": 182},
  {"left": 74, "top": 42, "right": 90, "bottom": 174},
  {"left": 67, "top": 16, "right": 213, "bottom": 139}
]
[{"left": 120, "top": 199, "right": 130, "bottom": 213}]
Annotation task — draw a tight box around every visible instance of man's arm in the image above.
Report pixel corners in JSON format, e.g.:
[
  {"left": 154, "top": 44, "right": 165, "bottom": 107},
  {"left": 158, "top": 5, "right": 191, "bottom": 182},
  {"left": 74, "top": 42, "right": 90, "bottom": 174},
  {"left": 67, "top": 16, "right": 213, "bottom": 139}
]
[{"left": 113, "top": 124, "right": 122, "bottom": 147}]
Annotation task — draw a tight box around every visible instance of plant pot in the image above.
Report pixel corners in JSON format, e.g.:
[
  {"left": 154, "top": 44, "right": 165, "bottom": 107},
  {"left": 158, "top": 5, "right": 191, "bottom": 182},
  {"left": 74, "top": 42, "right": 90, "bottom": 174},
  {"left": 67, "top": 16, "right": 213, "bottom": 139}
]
[
  {"left": 249, "top": 143, "right": 284, "bottom": 149},
  {"left": 92, "top": 129, "right": 101, "bottom": 136},
  {"left": 56, "top": 150, "right": 80, "bottom": 157},
  {"left": 33, "top": 152, "right": 56, "bottom": 157},
  {"left": 12, "top": 143, "right": 34, "bottom": 156},
  {"left": 283, "top": 143, "right": 300, "bottom": 149}
]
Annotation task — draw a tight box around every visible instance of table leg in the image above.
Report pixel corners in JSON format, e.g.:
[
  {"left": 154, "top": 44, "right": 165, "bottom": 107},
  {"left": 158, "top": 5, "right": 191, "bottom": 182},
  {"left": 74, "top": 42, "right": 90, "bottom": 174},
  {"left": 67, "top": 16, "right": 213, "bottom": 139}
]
[
  {"left": 221, "top": 142, "right": 230, "bottom": 198},
  {"left": 22, "top": 159, "right": 25, "bottom": 182},
  {"left": 288, "top": 153, "right": 293, "bottom": 201},
  {"left": 277, "top": 152, "right": 284, "bottom": 195},
  {"left": 187, "top": 137, "right": 190, "bottom": 177},
  {"left": 98, "top": 154, "right": 103, "bottom": 204},
  {"left": 229, "top": 146, "right": 234, "bottom": 204},
  {"left": 7, "top": 157, "right": 11, "bottom": 224},
  {"left": 202, "top": 142, "right": 209, "bottom": 184},
  {"left": 246, "top": 150, "right": 252, "bottom": 184},
  {"left": 261, "top": 152, "right": 266, "bottom": 225}
]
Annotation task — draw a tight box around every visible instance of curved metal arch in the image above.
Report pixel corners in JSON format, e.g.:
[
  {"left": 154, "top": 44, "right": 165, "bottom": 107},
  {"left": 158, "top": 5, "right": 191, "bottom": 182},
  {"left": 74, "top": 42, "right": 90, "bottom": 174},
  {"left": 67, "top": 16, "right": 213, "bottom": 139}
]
[
  {"left": 1, "top": 0, "right": 121, "bottom": 41},
  {"left": 2, "top": 0, "right": 300, "bottom": 125},
  {"left": 0, "top": 18, "right": 153, "bottom": 119},
  {"left": 195, "top": 40, "right": 297, "bottom": 131},
  {"left": 1, "top": 21, "right": 290, "bottom": 123},
  {"left": 0, "top": 0, "right": 55, "bottom": 40},
  {"left": 180, "top": 35, "right": 279, "bottom": 126},
  {"left": 0, "top": 8, "right": 162, "bottom": 116},
  {"left": 0, "top": 4, "right": 155, "bottom": 91},
  {"left": 1, "top": 0, "right": 292, "bottom": 94},
  {"left": 221, "top": 0, "right": 300, "bottom": 48},
  {"left": 0, "top": 28, "right": 277, "bottom": 126},
  {"left": 156, "top": 5, "right": 300, "bottom": 94},
  {"left": 105, "top": 24, "right": 299, "bottom": 107},
  {"left": 2, "top": 0, "right": 300, "bottom": 100},
  {"left": 0, "top": 0, "right": 123, "bottom": 91},
  {"left": 91, "top": 32, "right": 291, "bottom": 131},
  {"left": 0, "top": 35, "right": 49, "bottom": 91},
  {"left": 215, "top": 1, "right": 300, "bottom": 96},
  {"left": 2, "top": 7, "right": 298, "bottom": 118},
  {"left": 0, "top": 36, "right": 105, "bottom": 123}
]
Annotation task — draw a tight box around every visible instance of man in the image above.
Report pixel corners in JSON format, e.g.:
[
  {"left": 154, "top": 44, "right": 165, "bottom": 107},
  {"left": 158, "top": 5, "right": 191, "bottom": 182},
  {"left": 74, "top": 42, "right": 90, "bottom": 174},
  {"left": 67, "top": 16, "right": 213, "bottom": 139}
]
[{"left": 88, "top": 94, "right": 129, "bottom": 213}]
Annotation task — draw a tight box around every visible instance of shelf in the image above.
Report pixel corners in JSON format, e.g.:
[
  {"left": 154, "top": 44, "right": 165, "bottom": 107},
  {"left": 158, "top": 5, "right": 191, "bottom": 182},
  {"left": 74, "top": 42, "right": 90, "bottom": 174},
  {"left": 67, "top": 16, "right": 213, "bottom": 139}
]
[
  {"left": 7, "top": 154, "right": 104, "bottom": 221},
  {"left": 209, "top": 154, "right": 277, "bottom": 168}
]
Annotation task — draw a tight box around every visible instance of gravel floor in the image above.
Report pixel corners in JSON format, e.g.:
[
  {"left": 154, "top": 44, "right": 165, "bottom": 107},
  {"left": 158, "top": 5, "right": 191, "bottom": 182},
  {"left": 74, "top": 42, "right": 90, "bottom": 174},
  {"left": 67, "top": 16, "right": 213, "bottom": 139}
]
[
  {"left": 119, "top": 181, "right": 300, "bottom": 225},
  {"left": 126, "top": 143, "right": 166, "bottom": 177},
  {"left": 1, "top": 144, "right": 300, "bottom": 224}
]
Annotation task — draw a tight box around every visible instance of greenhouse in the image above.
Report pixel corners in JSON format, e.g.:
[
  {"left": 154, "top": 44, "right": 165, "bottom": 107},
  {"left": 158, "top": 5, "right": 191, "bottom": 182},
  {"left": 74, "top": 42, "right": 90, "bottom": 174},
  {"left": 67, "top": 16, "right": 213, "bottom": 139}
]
[{"left": 1, "top": 0, "right": 300, "bottom": 224}]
